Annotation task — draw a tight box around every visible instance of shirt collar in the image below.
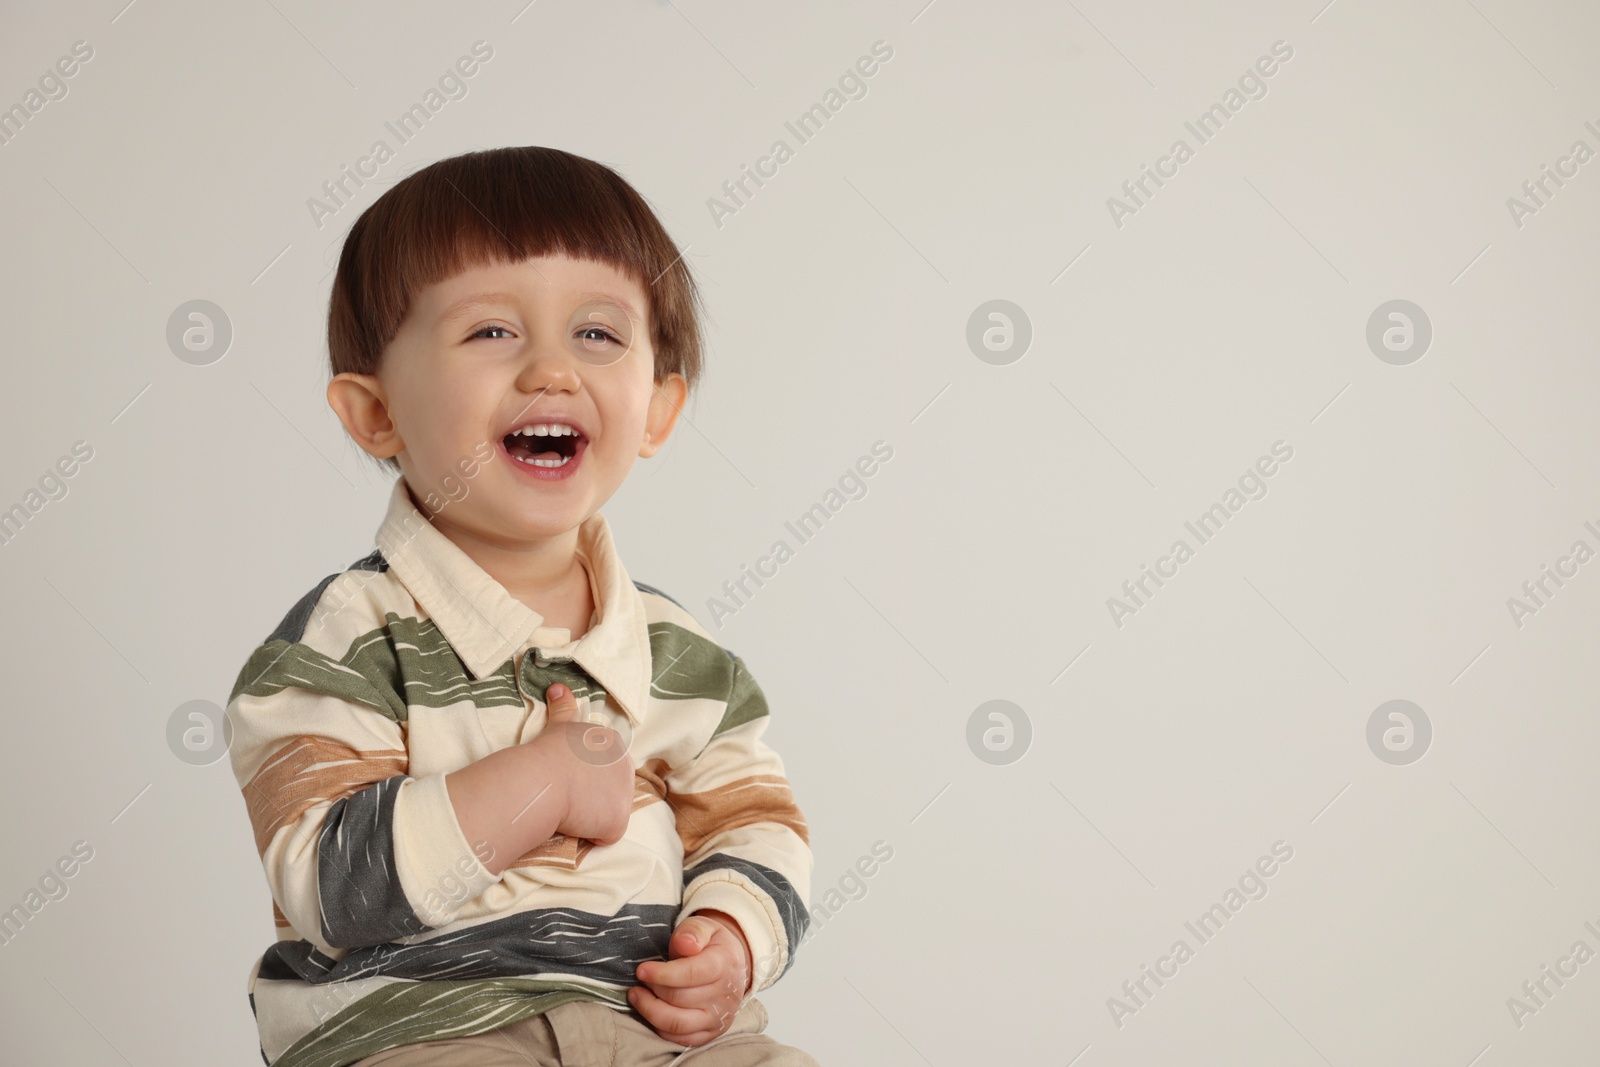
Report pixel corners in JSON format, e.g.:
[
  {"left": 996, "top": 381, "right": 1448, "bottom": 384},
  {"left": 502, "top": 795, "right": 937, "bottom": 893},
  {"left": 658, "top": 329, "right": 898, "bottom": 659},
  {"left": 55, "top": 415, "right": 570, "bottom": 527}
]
[{"left": 373, "top": 477, "right": 653, "bottom": 726}]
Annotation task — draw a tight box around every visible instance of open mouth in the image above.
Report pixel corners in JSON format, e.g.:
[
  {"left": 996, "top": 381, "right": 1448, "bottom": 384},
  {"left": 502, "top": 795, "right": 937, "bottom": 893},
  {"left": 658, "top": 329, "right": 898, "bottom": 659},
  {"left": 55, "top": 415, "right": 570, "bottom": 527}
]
[{"left": 503, "top": 424, "right": 585, "bottom": 469}]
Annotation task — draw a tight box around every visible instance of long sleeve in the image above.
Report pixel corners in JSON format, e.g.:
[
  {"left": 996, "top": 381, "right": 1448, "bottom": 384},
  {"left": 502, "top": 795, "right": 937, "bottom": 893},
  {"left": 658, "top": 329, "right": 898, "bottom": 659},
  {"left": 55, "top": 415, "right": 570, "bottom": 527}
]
[
  {"left": 226, "top": 607, "right": 499, "bottom": 958},
  {"left": 669, "top": 653, "right": 813, "bottom": 994}
]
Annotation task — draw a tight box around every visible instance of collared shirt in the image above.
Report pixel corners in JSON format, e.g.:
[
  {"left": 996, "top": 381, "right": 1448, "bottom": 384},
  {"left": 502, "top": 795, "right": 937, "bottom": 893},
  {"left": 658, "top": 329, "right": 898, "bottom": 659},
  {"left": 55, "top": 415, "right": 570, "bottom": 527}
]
[{"left": 226, "top": 478, "right": 812, "bottom": 1067}]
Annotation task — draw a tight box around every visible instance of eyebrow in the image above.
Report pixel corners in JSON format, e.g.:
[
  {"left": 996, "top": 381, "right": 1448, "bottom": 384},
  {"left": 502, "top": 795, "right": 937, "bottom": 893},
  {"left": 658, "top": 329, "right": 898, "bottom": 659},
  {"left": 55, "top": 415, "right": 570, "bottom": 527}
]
[
  {"left": 435, "top": 289, "right": 645, "bottom": 327},
  {"left": 577, "top": 291, "right": 644, "bottom": 322},
  {"left": 436, "top": 291, "right": 526, "bottom": 326}
]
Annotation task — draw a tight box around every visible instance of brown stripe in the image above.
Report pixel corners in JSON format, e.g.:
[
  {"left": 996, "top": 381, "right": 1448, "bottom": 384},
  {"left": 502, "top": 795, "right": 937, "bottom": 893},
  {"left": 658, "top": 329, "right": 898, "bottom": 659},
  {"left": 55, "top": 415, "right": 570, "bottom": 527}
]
[
  {"left": 505, "top": 833, "right": 596, "bottom": 871},
  {"left": 670, "top": 774, "right": 810, "bottom": 853},
  {"left": 242, "top": 737, "right": 407, "bottom": 855},
  {"left": 634, "top": 758, "right": 670, "bottom": 810},
  {"left": 273, "top": 900, "right": 291, "bottom": 929}
]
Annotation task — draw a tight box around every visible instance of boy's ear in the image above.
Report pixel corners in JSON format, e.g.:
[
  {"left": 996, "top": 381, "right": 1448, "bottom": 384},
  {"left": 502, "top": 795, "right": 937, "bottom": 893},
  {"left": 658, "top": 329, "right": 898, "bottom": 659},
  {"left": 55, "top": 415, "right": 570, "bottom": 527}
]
[
  {"left": 327, "top": 372, "right": 404, "bottom": 459},
  {"left": 641, "top": 372, "right": 687, "bottom": 459}
]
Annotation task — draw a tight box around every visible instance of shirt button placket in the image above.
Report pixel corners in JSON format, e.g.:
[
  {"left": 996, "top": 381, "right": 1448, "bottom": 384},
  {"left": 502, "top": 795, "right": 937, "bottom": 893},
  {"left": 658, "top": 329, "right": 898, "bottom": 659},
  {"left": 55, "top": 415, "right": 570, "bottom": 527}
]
[
  {"left": 517, "top": 650, "right": 563, "bottom": 744},
  {"left": 514, "top": 648, "right": 531, "bottom": 704}
]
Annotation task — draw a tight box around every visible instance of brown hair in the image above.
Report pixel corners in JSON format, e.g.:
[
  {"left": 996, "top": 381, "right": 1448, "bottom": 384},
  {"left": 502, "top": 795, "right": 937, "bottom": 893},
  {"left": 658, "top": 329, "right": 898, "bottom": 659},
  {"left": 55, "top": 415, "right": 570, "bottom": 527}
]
[{"left": 327, "top": 145, "right": 704, "bottom": 472}]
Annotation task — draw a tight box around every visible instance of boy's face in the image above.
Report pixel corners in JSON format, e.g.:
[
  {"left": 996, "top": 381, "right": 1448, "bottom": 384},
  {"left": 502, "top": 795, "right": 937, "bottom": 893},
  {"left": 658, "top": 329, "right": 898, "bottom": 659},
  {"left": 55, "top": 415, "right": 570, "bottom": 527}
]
[{"left": 329, "top": 253, "right": 686, "bottom": 546}]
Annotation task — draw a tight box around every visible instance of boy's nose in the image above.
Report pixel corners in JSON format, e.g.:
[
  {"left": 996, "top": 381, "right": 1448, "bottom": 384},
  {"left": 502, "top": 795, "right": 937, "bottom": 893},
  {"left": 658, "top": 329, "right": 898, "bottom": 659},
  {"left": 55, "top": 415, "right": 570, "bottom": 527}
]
[{"left": 514, "top": 340, "right": 583, "bottom": 393}]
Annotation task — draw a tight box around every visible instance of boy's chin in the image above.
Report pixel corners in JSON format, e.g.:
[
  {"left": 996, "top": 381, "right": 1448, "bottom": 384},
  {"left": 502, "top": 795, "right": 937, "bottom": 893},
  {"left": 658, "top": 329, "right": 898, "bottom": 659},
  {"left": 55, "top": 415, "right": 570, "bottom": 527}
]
[{"left": 492, "top": 498, "right": 594, "bottom": 539}]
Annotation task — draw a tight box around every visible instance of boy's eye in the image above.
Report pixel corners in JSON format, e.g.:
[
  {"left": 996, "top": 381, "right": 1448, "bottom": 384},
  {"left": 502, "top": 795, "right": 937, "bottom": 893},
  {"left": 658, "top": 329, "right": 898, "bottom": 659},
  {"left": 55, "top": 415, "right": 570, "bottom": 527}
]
[
  {"left": 577, "top": 326, "right": 621, "bottom": 346},
  {"left": 472, "top": 324, "right": 513, "bottom": 340}
]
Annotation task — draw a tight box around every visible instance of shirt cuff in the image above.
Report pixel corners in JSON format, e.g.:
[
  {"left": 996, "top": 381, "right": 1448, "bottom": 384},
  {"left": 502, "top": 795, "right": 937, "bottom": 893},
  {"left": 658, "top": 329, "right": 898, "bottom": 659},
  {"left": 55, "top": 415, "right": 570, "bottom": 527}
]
[
  {"left": 391, "top": 771, "right": 499, "bottom": 927},
  {"left": 682, "top": 874, "right": 786, "bottom": 996}
]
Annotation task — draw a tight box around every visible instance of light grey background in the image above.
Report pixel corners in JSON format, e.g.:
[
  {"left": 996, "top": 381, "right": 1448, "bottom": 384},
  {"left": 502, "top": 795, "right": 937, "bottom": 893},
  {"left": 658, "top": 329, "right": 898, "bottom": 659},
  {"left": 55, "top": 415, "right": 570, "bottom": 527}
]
[{"left": 2, "top": 0, "right": 1597, "bottom": 1063}]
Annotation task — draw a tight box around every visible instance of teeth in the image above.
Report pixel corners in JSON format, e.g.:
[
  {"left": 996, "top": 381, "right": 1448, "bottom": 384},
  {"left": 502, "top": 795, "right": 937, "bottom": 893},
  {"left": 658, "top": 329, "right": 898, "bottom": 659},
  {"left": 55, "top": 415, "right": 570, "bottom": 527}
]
[
  {"left": 512, "top": 423, "right": 578, "bottom": 437},
  {"left": 514, "top": 453, "right": 572, "bottom": 468}
]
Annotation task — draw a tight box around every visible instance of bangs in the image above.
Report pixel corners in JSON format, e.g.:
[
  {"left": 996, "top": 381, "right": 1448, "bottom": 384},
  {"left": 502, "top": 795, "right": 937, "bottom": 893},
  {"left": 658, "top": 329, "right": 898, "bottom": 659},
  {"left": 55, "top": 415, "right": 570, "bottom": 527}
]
[{"left": 328, "top": 146, "right": 701, "bottom": 404}]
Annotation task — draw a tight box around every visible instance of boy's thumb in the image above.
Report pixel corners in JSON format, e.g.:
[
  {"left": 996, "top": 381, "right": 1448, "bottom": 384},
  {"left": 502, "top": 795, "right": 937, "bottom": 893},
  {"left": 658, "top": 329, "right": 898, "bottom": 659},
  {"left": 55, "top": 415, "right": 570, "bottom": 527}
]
[
  {"left": 544, "top": 683, "right": 580, "bottom": 724},
  {"left": 672, "top": 915, "right": 716, "bottom": 955}
]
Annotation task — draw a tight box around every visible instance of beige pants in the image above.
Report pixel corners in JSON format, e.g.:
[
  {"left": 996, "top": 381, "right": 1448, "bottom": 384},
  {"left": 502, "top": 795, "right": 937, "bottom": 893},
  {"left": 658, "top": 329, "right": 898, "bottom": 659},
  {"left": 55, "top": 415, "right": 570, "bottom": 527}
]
[{"left": 348, "top": 997, "right": 820, "bottom": 1067}]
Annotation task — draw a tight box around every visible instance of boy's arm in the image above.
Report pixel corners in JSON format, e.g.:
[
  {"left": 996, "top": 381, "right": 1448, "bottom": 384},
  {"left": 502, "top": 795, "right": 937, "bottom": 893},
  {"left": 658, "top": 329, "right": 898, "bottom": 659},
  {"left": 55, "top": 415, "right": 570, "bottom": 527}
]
[
  {"left": 227, "top": 638, "right": 541, "bottom": 957},
  {"left": 666, "top": 653, "right": 813, "bottom": 995}
]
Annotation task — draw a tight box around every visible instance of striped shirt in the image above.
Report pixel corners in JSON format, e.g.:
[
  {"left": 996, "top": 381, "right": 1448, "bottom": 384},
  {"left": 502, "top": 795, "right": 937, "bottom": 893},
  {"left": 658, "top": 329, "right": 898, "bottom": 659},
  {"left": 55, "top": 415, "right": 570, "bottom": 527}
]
[{"left": 226, "top": 478, "right": 813, "bottom": 1067}]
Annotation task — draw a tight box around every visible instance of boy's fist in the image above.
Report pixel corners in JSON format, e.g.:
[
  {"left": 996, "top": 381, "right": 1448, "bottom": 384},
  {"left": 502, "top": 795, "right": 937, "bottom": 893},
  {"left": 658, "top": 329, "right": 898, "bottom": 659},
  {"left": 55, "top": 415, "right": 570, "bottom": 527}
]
[
  {"left": 630, "top": 910, "right": 753, "bottom": 1047},
  {"left": 532, "top": 683, "right": 634, "bottom": 846}
]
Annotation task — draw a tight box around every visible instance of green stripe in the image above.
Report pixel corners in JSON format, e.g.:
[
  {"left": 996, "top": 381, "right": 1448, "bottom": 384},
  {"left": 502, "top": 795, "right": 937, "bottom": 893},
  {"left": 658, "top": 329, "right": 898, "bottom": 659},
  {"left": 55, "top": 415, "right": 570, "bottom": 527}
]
[
  {"left": 646, "top": 621, "right": 733, "bottom": 702},
  {"left": 232, "top": 614, "right": 769, "bottom": 740},
  {"left": 386, "top": 615, "right": 521, "bottom": 711},
  {"left": 229, "top": 636, "right": 404, "bottom": 720},
  {"left": 645, "top": 623, "right": 771, "bottom": 741},
  {"left": 273, "top": 979, "right": 627, "bottom": 1067},
  {"left": 519, "top": 656, "right": 607, "bottom": 706},
  {"left": 714, "top": 655, "right": 770, "bottom": 739},
  {"left": 230, "top": 614, "right": 524, "bottom": 720}
]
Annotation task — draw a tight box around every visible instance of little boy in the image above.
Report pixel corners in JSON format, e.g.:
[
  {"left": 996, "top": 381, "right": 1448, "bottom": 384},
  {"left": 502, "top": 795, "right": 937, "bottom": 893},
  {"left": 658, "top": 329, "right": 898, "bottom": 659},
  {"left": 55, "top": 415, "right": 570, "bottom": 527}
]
[{"left": 225, "top": 146, "right": 817, "bottom": 1067}]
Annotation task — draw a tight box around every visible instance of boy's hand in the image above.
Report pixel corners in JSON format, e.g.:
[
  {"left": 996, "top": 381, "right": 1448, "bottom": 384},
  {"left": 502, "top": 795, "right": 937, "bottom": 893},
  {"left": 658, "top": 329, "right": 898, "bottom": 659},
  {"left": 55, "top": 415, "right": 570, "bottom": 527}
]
[
  {"left": 530, "top": 683, "right": 633, "bottom": 846},
  {"left": 629, "top": 910, "right": 752, "bottom": 1047}
]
